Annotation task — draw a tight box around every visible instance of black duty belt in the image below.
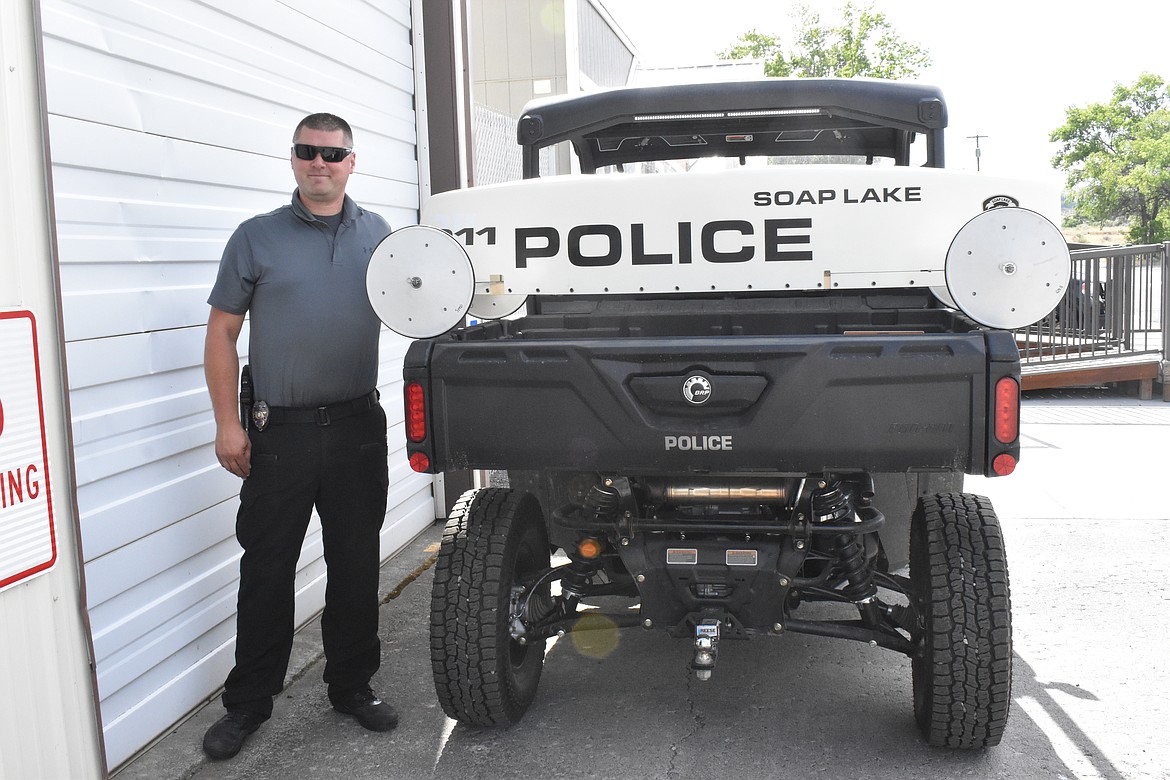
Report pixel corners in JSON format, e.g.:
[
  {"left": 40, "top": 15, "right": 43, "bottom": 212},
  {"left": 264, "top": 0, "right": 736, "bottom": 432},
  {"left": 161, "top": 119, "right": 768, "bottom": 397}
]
[{"left": 259, "top": 390, "right": 379, "bottom": 428}]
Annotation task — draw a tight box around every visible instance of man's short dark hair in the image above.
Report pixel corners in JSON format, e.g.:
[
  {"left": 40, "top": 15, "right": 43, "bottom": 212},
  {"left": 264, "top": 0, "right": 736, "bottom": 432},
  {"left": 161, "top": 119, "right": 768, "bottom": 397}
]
[{"left": 294, "top": 113, "right": 354, "bottom": 147}]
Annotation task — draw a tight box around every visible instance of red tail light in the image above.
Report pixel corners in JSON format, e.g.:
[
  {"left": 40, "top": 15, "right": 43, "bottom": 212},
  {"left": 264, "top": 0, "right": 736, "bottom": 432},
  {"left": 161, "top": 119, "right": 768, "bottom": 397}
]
[
  {"left": 994, "top": 377, "right": 1019, "bottom": 444},
  {"left": 993, "top": 453, "right": 1017, "bottom": 476},
  {"left": 405, "top": 382, "right": 426, "bottom": 443},
  {"left": 409, "top": 452, "right": 430, "bottom": 472}
]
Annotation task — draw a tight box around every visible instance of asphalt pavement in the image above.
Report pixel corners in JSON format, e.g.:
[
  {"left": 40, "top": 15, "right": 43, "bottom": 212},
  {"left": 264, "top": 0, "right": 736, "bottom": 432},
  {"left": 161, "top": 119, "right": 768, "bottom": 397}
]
[{"left": 117, "top": 387, "right": 1170, "bottom": 780}]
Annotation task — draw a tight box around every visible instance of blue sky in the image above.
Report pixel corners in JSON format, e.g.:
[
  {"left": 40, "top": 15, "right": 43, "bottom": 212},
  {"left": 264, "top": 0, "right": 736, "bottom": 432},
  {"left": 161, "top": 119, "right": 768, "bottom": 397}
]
[{"left": 599, "top": 0, "right": 1170, "bottom": 185}]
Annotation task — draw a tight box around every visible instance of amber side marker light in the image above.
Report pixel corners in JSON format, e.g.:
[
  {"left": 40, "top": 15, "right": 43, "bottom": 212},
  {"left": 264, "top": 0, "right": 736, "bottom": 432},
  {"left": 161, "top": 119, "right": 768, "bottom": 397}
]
[
  {"left": 405, "top": 382, "right": 426, "bottom": 443},
  {"left": 577, "top": 538, "right": 603, "bottom": 559}
]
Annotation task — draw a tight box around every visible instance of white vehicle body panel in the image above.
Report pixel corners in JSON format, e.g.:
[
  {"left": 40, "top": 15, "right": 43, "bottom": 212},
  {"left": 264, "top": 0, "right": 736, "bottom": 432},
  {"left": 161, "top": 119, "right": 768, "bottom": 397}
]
[{"left": 423, "top": 166, "right": 1060, "bottom": 299}]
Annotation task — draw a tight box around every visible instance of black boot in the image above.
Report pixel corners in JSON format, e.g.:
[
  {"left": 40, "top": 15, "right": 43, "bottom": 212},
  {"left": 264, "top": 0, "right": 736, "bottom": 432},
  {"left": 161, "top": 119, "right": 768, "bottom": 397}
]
[{"left": 202, "top": 710, "right": 269, "bottom": 759}]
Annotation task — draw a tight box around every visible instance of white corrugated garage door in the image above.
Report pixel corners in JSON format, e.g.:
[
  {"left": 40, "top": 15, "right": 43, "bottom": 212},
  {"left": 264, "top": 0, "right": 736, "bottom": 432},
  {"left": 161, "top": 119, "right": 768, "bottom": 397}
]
[{"left": 39, "top": 0, "right": 432, "bottom": 767}]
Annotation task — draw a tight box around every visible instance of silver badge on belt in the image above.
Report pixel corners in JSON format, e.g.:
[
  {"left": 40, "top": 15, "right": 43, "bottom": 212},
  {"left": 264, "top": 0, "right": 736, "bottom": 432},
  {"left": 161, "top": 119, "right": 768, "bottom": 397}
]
[{"left": 251, "top": 400, "right": 270, "bottom": 432}]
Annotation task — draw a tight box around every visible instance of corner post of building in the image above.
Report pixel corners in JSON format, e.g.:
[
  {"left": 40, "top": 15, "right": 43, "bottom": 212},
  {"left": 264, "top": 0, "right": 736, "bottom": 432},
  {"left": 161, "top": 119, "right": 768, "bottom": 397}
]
[
  {"left": 1162, "top": 242, "right": 1170, "bottom": 401},
  {"left": 0, "top": 0, "right": 107, "bottom": 776}
]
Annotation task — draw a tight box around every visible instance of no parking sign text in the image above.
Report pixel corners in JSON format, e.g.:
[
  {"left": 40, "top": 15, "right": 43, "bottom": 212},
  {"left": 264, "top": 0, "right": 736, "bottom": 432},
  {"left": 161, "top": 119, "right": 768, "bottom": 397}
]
[{"left": 0, "top": 310, "right": 57, "bottom": 591}]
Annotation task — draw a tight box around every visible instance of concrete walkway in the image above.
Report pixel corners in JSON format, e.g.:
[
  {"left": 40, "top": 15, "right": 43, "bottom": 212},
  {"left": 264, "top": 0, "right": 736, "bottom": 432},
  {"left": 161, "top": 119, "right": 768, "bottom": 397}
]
[{"left": 115, "top": 387, "right": 1170, "bottom": 780}]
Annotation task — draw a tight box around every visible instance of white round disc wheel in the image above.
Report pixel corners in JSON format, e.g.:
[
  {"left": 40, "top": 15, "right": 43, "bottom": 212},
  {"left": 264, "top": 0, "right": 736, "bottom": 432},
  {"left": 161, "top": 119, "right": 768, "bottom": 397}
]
[
  {"left": 945, "top": 208, "right": 1070, "bottom": 330},
  {"left": 366, "top": 225, "right": 475, "bottom": 339},
  {"left": 469, "top": 289, "right": 528, "bottom": 320}
]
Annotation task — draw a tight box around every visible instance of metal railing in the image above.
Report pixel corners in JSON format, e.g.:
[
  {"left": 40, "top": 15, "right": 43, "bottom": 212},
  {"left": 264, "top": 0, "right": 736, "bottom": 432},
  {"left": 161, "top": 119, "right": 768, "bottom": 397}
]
[{"left": 1015, "top": 242, "right": 1169, "bottom": 383}]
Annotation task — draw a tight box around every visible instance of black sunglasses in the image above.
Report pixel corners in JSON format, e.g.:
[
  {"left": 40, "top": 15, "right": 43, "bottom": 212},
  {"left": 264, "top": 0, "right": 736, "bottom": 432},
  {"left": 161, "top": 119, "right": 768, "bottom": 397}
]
[{"left": 292, "top": 143, "right": 352, "bottom": 163}]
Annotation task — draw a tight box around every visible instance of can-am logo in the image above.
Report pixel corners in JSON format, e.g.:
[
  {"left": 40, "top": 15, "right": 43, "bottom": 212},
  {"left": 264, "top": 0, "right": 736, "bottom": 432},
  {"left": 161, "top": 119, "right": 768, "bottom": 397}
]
[{"left": 682, "top": 375, "right": 712, "bottom": 405}]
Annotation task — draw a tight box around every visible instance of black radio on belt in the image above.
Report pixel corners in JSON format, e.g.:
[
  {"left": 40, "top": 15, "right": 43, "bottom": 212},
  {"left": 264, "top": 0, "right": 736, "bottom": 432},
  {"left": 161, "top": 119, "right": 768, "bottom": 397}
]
[{"left": 239, "top": 364, "right": 253, "bottom": 431}]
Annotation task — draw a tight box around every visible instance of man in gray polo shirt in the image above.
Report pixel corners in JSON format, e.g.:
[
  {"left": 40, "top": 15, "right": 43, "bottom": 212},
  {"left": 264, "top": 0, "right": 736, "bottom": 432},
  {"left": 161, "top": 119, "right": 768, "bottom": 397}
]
[{"left": 202, "top": 112, "right": 395, "bottom": 760}]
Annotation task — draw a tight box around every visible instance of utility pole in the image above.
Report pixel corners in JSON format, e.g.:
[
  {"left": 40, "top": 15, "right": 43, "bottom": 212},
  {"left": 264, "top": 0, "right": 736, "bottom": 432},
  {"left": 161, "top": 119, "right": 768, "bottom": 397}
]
[{"left": 967, "top": 134, "right": 988, "bottom": 172}]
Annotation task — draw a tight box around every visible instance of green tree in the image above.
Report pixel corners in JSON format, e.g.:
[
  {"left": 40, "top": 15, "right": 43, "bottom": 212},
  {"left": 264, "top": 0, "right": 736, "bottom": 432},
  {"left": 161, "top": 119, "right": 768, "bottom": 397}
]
[
  {"left": 1050, "top": 73, "right": 1170, "bottom": 244},
  {"left": 718, "top": 2, "right": 930, "bottom": 80}
]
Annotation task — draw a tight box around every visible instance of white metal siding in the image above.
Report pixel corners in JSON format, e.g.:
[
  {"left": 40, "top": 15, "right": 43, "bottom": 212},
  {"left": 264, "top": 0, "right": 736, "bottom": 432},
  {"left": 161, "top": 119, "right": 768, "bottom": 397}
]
[
  {"left": 577, "top": 0, "right": 632, "bottom": 88},
  {"left": 40, "top": 0, "right": 430, "bottom": 768}
]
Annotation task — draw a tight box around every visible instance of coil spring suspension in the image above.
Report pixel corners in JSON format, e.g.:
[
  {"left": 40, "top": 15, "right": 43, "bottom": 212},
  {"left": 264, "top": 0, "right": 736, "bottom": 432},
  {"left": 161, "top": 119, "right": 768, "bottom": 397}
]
[
  {"left": 559, "top": 483, "right": 621, "bottom": 599},
  {"left": 813, "top": 481, "right": 880, "bottom": 623},
  {"left": 583, "top": 483, "right": 621, "bottom": 521},
  {"left": 811, "top": 481, "right": 853, "bottom": 523}
]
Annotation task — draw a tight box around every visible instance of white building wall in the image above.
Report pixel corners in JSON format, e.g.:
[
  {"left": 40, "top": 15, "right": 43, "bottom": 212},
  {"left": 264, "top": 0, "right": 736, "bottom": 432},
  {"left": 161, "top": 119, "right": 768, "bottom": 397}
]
[
  {"left": 0, "top": 0, "right": 105, "bottom": 775},
  {"left": 39, "top": 0, "right": 432, "bottom": 768}
]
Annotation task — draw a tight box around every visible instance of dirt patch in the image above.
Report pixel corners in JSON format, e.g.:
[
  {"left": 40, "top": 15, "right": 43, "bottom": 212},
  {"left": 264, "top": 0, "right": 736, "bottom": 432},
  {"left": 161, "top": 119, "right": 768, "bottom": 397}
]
[{"left": 1061, "top": 222, "right": 1129, "bottom": 246}]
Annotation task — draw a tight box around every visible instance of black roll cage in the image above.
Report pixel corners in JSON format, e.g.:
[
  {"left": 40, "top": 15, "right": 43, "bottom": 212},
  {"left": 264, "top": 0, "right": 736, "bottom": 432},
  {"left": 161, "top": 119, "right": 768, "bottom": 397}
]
[{"left": 516, "top": 78, "right": 948, "bottom": 178}]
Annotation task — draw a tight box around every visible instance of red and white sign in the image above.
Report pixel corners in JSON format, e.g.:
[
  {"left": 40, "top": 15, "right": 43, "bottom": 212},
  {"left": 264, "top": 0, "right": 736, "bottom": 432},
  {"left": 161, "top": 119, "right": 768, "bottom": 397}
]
[{"left": 0, "top": 310, "right": 57, "bottom": 592}]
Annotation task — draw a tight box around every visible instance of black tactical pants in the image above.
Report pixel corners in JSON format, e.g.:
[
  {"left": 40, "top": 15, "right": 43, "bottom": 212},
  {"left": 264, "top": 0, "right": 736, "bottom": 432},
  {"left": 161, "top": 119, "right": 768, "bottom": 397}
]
[{"left": 221, "top": 402, "right": 389, "bottom": 717}]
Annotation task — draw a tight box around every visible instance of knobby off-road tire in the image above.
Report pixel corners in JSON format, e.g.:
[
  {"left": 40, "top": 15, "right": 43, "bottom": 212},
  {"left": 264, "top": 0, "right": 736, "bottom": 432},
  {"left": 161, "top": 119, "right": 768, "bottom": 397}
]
[
  {"left": 910, "top": 492, "right": 1012, "bottom": 749},
  {"left": 430, "top": 488, "right": 551, "bottom": 726}
]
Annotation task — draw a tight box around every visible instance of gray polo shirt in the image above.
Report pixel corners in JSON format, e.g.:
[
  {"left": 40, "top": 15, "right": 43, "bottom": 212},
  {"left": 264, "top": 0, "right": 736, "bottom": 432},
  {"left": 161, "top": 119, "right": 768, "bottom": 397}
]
[{"left": 209, "top": 191, "right": 391, "bottom": 407}]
